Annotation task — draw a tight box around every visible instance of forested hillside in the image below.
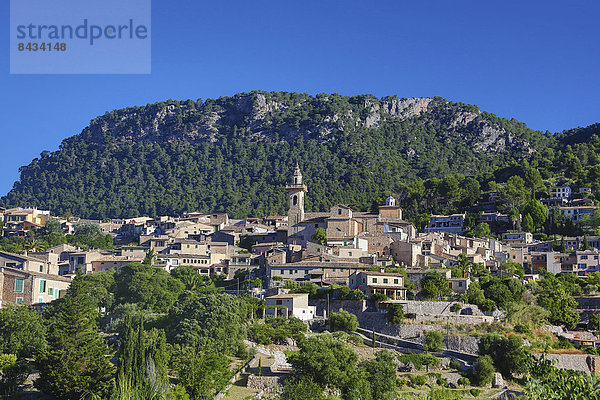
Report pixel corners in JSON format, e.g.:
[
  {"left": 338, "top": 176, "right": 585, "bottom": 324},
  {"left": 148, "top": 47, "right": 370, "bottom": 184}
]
[{"left": 1, "top": 91, "right": 597, "bottom": 219}]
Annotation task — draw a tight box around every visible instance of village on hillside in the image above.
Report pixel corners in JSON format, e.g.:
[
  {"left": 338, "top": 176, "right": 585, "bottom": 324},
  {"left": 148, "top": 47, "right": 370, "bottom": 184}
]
[{"left": 2, "top": 165, "right": 600, "bottom": 398}]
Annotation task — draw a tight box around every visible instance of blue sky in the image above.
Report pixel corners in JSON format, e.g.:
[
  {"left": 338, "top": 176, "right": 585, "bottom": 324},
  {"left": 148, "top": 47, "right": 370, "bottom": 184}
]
[{"left": 1, "top": 1, "right": 599, "bottom": 195}]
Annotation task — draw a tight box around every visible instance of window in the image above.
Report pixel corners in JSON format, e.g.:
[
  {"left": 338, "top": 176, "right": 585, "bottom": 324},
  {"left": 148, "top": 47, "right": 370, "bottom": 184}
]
[
  {"left": 276, "top": 300, "right": 282, "bottom": 305},
  {"left": 338, "top": 209, "right": 342, "bottom": 215},
  {"left": 38, "top": 297, "right": 43, "bottom": 304},
  {"left": 49, "top": 288, "right": 53, "bottom": 296},
  {"left": 372, "top": 278, "right": 377, "bottom": 283},
  {"left": 289, "top": 270, "right": 294, "bottom": 274},
  {"left": 16, "top": 297, "right": 23, "bottom": 305},
  {"left": 383, "top": 278, "right": 388, "bottom": 284},
  {"left": 14, "top": 278, "right": 24, "bottom": 292},
  {"left": 349, "top": 252, "right": 353, "bottom": 256},
  {"left": 40, "top": 280, "right": 47, "bottom": 293},
  {"left": 394, "top": 279, "right": 398, "bottom": 284},
  {"left": 293, "top": 195, "right": 298, "bottom": 206},
  {"left": 39, "top": 265, "right": 44, "bottom": 272}
]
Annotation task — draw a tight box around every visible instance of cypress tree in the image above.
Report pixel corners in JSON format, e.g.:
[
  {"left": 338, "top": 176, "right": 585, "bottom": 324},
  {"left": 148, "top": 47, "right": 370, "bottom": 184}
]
[
  {"left": 116, "top": 317, "right": 169, "bottom": 398},
  {"left": 35, "top": 274, "right": 114, "bottom": 399},
  {"left": 582, "top": 235, "right": 590, "bottom": 250},
  {"left": 560, "top": 237, "right": 566, "bottom": 253}
]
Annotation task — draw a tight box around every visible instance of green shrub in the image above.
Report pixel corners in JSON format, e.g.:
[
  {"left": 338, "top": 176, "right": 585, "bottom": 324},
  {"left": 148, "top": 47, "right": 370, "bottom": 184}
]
[
  {"left": 469, "top": 388, "right": 482, "bottom": 397},
  {"left": 387, "top": 304, "right": 405, "bottom": 324},
  {"left": 451, "top": 303, "right": 462, "bottom": 313},
  {"left": 457, "top": 377, "right": 470, "bottom": 387},
  {"left": 0, "top": 361, "right": 31, "bottom": 397},
  {"left": 472, "top": 355, "right": 495, "bottom": 386},
  {"left": 423, "top": 330, "right": 444, "bottom": 352},
  {"left": 552, "top": 337, "right": 574, "bottom": 349},
  {"left": 247, "top": 316, "right": 307, "bottom": 345},
  {"left": 170, "top": 384, "right": 190, "bottom": 400},
  {"left": 0, "top": 354, "right": 17, "bottom": 371},
  {"left": 449, "top": 359, "right": 461, "bottom": 370},
  {"left": 371, "top": 293, "right": 389, "bottom": 302},
  {"left": 514, "top": 324, "right": 531, "bottom": 334},
  {"left": 478, "top": 333, "right": 529, "bottom": 378},
  {"left": 479, "top": 298, "right": 497, "bottom": 312},
  {"left": 347, "top": 334, "right": 364, "bottom": 346},
  {"left": 329, "top": 309, "right": 358, "bottom": 332},
  {"left": 585, "top": 347, "right": 599, "bottom": 355},
  {"left": 410, "top": 374, "right": 427, "bottom": 387},
  {"left": 398, "top": 353, "right": 439, "bottom": 371}
]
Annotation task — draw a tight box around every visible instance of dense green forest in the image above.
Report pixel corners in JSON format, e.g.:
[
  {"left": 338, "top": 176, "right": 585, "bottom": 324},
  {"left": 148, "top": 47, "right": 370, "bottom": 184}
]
[{"left": 1, "top": 91, "right": 598, "bottom": 219}]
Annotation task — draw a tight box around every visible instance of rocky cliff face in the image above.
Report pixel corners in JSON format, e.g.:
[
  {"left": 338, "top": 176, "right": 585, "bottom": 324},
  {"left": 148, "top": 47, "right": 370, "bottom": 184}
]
[{"left": 83, "top": 92, "right": 539, "bottom": 156}]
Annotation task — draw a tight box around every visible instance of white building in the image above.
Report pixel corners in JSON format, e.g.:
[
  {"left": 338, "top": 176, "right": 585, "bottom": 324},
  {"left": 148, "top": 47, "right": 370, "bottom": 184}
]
[
  {"left": 550, "top": 186, "right": 572, "bottom": 200},
  {"left": 265, "top": 292, "right": 316, "bottom": 321}
]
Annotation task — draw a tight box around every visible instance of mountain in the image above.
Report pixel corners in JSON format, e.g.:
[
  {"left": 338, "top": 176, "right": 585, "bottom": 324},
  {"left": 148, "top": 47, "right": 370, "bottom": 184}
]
[{"left": 0, "top": 91, "right": 579, "bottom": 219}]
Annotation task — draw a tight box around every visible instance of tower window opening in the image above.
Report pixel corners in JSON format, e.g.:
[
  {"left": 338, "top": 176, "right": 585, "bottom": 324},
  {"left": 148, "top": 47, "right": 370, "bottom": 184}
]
[{"left": 293, "top": 195, "right": 298, "bottom": 206}]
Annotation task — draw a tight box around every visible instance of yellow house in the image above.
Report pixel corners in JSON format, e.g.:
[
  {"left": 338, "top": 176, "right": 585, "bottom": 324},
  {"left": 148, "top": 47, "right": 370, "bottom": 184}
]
[{"left": 4, "top": 208, "right": 49, "bottom": 226}]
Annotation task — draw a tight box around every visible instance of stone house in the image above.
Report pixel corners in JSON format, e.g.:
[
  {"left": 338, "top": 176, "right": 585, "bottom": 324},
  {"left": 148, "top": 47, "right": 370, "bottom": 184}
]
[{"left": 0, "top": 266, "right": 71, "bottom": 307}]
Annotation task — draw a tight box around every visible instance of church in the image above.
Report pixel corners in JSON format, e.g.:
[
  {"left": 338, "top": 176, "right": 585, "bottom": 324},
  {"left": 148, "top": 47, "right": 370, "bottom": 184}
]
[{"left": 285, "top": 165, "right": 416, "bottom": 247}]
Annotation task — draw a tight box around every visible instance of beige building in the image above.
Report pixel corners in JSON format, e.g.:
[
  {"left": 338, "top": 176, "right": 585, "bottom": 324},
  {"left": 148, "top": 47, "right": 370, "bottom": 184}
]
[
  {"left": 449, "top": 277, "right": 470, "bottom": 293},
  {"left": 0, "top": 251, "right": 54, "bottom": 274},
  {"left": 90, "top": 256, "right": 144, "bottom": 273},
  {"left": 349, "top": 271, "right": 407, "bottom": 301}
]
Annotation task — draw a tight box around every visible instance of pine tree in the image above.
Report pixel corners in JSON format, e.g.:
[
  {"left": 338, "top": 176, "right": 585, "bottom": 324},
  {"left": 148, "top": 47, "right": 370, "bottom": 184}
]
[{"left": 35, "top": 274, "right": 114, "bottom": 400}]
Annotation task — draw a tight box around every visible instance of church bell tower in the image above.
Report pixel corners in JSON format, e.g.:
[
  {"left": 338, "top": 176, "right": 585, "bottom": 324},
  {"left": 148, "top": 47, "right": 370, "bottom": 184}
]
[{"left": 286, "top": 163, "right": 307, "bottom": 239}]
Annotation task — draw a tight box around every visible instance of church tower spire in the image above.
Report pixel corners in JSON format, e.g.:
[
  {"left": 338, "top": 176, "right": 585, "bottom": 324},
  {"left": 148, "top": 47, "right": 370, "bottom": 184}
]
[{"left": 286, "top": 163, "right": 307, "bottom": 241}]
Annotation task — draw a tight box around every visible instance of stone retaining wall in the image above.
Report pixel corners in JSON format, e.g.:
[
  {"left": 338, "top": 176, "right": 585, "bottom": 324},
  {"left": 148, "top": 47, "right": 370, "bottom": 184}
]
[
  {"left": 246, "top": 375, "right": 283, "bottom": 392},
  {"left": 444, "top": 335, "right": 480, "bottom": 354},
  {"left": 542, "top": 353, "right": 600, "bottom": 375}
]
